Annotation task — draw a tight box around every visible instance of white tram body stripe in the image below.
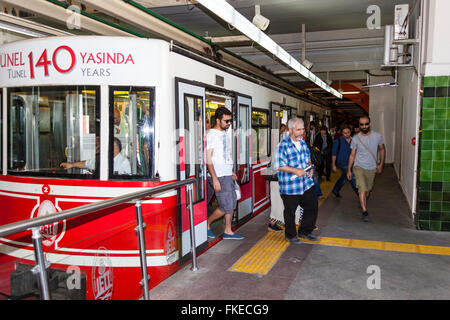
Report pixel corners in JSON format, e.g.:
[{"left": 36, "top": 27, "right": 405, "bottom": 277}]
[
  {"left": 0, "top": 180, "right": 177, "bottom": 198},
  {"left": 0, "top": 242, "right": 174, "bottom": 267}
]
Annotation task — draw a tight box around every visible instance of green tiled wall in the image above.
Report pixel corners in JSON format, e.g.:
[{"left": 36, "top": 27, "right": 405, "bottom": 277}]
[{"left": 418, "top": 75, "right": 450, "bottom": 231}]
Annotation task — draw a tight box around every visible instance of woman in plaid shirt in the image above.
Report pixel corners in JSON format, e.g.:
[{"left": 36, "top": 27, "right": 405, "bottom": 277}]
[{"left": 277, "top": 118, "right": 320, "bottom": 243}]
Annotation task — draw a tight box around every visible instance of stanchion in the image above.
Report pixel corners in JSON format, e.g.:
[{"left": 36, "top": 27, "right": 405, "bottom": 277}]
[
  {"left": 31, "top": 227, "right": 50, "bottom": 300},
  {"left": 187, "top": 184, "right": 198, "bottom": 271},
  {"left": 135, "top": 200, "right": 150, "bottom": 300}
]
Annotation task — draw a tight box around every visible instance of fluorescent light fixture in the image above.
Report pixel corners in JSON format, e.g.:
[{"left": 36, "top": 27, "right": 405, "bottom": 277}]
[
  {"left": 196, "top": 0, "right": 342, "bottom": 99},
  {"left": 252, "top": 5, "right": 270, "bottom": 31},
  {"left": 341, "top": 91, "right": 360, "bottom": 95}
]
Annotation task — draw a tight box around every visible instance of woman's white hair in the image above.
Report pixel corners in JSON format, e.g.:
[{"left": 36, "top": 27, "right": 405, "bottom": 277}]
[{"left": 288, "top": 117, "right": 304, "bottom": 129}]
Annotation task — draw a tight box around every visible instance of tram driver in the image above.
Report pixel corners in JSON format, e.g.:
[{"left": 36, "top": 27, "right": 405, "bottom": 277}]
[{"left": 60, "top": 137, "right": 131, "bottom": 175}]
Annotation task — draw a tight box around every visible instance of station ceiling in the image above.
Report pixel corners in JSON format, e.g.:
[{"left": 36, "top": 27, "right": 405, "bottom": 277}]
[{"left": 0, "top": 0, "right": 417, "bottom": 123}]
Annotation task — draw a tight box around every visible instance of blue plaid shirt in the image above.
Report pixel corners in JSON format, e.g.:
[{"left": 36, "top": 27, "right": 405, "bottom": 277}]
[{"left": 277, "top": 136, "right": 314, "bottom": 195}]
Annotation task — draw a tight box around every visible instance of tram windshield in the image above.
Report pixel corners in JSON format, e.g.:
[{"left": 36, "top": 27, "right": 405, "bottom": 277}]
[{"left": 8, "top": 86, "right": 99, "bottom": 177}]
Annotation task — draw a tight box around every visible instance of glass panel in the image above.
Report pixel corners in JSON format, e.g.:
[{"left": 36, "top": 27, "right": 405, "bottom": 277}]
[
  {"left": 184, "top": 95, "right": 204, "bottom": 203},
  {"left": 251, "top": 110, "right": 268, "bottom": 125},
  {"left": 238, "top": 104, "right": 250, "bottom": 183},
  {"left": 252, "top": 110, "right": 270, "bottom": 160},
  {"left": 8, "top": 87, "right": 99, "bottom": 177},
  {"left": 112, "top": 88, "right": 154, "bottom": 178}
]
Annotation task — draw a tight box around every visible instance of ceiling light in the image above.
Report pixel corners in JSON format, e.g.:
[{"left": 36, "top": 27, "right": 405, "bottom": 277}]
[
  {"left": 252, "top": 5, "right": 270, "bottom": 31},
  {"left": 302, "top": 59, "right": 313, "bottom": 70},
  {"left": 341, "top": 91, "right": 360, "bottom": 95}
]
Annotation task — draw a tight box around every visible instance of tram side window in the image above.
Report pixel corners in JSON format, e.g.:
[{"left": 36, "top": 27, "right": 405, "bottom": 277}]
[
  {"left": 8, "top": 87, "right": 99, "bottom": 177},
  {"left": 111, "top": 87, "right": 154, "bottom": 178},
  {"left": 251, "top": 110, "right": 270, "bottom": 161}
]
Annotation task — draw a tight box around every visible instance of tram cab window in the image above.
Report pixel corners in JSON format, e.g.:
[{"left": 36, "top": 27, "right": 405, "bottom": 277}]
[
  {"left": 252, "top": 110, "right": 270, "bottom": 161},
  {"left": 8, "top": 87, "right": 99, "bottom": 177},
  {"left": 110, "top": 87, "right": 154, "bottom": 178}
]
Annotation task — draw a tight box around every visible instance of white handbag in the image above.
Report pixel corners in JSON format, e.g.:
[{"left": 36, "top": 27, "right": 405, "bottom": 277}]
[{"left": 234, "top": 181, "right": 241, "bottom": 201}]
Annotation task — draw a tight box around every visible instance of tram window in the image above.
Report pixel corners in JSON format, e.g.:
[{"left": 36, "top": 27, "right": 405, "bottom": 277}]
[
  {"left": 8, "top": 86, "right": 99, "bottom": 177},
  {"left": 110, "top": 87, "right": 154, "bottom": 179},
  {"left": 251, "top": 110, "right": 270, "bottom": 161}
]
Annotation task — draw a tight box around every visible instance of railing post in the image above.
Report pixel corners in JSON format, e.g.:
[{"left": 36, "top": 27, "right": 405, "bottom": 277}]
[
  {"left": 135, "top": 200, "right": 150, "bottom": 300},
  {"left": 187, "top": 184, "right": 198, "bottom": 271},
  {"left": 31, "top": 227, "right": 50, "bottom": 300}
]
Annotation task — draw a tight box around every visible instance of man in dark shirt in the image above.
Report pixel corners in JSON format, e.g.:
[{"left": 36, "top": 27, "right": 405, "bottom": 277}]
[
  {"left": 331, "top": 126, "right": 358, "bottom": 197},
  {"left": 313, "top": 126, "right": 333, "bottom": 181}
]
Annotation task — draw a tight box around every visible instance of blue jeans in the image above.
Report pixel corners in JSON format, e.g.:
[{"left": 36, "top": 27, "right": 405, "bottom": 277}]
[
  {"left": 332, "top": 165, "right": 358, "bottom": 196},
  {"left": 313, "top": 172, "right": 322, "bottom": 197}
]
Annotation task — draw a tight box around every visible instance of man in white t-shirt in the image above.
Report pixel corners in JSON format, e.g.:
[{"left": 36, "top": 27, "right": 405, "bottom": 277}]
[
  {"left": 112, "top": 137, "right": 131, "bottom": 175},
  {"left": 347, "top": 116, "right": 385, "bottom": 222},
  {"left": 206, "top": 107, "right": 244, "bottom": 240}
]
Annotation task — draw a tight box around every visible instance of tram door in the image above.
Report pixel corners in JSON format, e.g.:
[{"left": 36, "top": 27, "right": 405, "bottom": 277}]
[
  {"left": 235, "top": 95, "right": 252, "bottom": 221},
  {"left": 176, "top": 80, "right": 207, "bottom": 261}
]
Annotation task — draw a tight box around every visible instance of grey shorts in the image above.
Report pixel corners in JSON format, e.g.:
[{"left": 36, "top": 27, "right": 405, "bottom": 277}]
[{"left": 207, "top": 175, "right": 237, "bottom": 214}]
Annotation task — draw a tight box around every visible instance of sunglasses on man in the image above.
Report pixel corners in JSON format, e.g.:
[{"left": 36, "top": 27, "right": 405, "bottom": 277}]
[
  {"left": 359, "top": 122, "right": 370, "bottom": 126},
  {"left": 222, "top": 119, "right": 232, "bottom": 124}
]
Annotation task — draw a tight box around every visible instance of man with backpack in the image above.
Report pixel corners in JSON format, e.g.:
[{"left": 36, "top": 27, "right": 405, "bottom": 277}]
[{"left": 331, "top": 126, "right": 358, "bottom": 198}]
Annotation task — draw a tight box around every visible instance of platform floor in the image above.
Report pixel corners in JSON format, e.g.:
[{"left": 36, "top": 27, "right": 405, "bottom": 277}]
[{"left": 150, "top": 167, "right": 450, "bottom": 300}]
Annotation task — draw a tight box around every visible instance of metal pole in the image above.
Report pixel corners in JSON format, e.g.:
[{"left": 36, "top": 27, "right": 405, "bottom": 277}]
[
  {"left": 31, "top": 227, "right": 50, "bottom": 300},
  {"left": 135, "top": 201, "right": 150, "bottom": 300},
  {"left": 187, "top": 184, "right": 198, "bottom": 271}
]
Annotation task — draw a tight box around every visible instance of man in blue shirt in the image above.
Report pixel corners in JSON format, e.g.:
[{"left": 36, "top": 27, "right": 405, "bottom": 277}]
[
  {"left": 278, "top": 118, "right": 319, "bottom": 243},
  {"left": 331, "top": 126, "right": 358, "bottom": 198}
]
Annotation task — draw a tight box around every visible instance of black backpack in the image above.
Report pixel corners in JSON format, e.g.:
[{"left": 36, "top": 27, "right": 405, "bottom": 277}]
[{"left": 309, "top": 146, "right": 322, "bottom": 168}]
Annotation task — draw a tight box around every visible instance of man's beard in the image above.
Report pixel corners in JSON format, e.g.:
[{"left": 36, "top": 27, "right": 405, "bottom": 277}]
[{"left": 361, "top": 127, "right": 370, "bottom": 134}]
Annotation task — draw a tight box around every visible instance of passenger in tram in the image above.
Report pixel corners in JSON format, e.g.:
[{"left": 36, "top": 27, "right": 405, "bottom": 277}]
[
  {"left": 347, "top": 116, "right": 385, "bottom": 222},
  {"left": 114, "top": 107, "right": 129, "bottom": 134},
  {"left": 206, "top": 107, "right": 244, "bottom": 240},
  {"left": 60, "top": 137, "right": 131, "bottom": 175},
  {"left": 60, "top": 136, "right": 100, "bottom": 173},
  {"left": 278, "top": 118, "right": 319, "bottom": 243},
  {"left": 112, "top": 137, "right": 131, "bottom": 175},
  {"left": 331, "top": 126, "right": 358, "bottom": 198},
  {"left": 313, "top": 126, "right": 333, "bottom": 181}
]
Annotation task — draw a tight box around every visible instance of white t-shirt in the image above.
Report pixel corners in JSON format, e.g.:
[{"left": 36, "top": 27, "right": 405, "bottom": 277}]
[
  {"left": 291, "top": 138, "right": 302, "bottom": 152},
  {"left": 114, "top": 152, "right": 131, "bottom": 174},
  {"left": 206, "top": 128, "right": 233, "bottom": 177}
]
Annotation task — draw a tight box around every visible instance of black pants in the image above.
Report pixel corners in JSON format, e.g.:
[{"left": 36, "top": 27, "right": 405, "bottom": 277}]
[
  {"left": 281, "top": 188, "right": 318, "bottom": 239},
  {"left": 319, "top": 153, "right": 332, "bottom": 180}
]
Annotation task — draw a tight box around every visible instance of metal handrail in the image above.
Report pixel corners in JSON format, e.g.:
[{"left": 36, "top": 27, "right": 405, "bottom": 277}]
[{"left": 0, "top": 178, "right": 198, "bottom": 300}]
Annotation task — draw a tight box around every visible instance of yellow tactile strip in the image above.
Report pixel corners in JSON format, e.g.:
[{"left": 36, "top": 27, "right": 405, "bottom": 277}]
[
  {"left": 229, "top": 231, "right": 288, "bottom": 275},
  {"left": 229, "top": 170, "right": 450, "bottom": 275},
  {"left": 229, "top": 171, "right": 341, "bottom": 275},
  {"left": 302, "top": 237, "right": 450, "bottom": 256},
  {"left": 229, "top": 234, "right": 450, "bottom": 275}
]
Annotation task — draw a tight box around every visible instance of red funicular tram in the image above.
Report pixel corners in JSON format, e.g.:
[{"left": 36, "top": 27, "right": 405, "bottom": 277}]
[{"left": 0, "top": 36, "right": 321, "bottom": 299}]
